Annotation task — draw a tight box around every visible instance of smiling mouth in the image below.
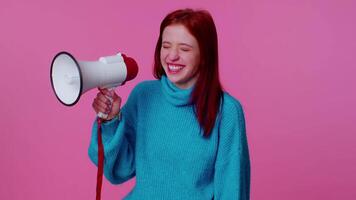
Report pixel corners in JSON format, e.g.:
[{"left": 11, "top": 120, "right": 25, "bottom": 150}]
[{"left": 167, "top": 64, "right": 185, "bottom": 74}]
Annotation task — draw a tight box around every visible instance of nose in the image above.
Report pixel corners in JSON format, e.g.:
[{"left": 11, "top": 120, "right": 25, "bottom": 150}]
[{"left": 167, "top": 48, "right": 179, "bottom": 61}]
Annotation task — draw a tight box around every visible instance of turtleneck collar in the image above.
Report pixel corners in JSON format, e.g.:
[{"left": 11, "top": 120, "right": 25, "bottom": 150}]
[{"left": 160, "top": 75, "right": 194, "bottom": 106}]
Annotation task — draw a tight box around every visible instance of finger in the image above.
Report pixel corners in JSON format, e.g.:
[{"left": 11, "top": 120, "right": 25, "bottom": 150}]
[
  {"left": 98, "top": 88, "right": 113, "bottom": 97},
  {"left": 96, "top": 97, "right": 112, "bottom": 111},
  {"left": 96, "top": 93, "right": 113, "bottom": 105},
  {"left": 93, "top": 100, "right": 111, "bottom": 114},
  {"left": 97, "top": 91, "right": 114, "bottom": 104},
  {"left": 108, "top": 89, "right": 115, "bottom": 98},
  {"left": 92, "top": 101, "right": 101, "bottom": 113}
]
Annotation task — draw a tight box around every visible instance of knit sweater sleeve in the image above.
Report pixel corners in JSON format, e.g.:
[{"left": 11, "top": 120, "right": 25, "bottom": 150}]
[
  {"left": 88, "top": 87, "right": 138, "bottom": 185},
  {"left": 214, "top": 96, "right": 251, "bottom": 200}
]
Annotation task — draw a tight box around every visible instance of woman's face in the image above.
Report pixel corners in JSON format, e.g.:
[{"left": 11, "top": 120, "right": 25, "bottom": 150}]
[{"left": 160, "top": 24, "right": 200, "bottom": 89}]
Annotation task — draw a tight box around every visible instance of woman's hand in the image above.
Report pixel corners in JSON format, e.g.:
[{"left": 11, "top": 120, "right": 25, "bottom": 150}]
[{"left": 92, "top": 88, "right": 121, "bottom": 121}]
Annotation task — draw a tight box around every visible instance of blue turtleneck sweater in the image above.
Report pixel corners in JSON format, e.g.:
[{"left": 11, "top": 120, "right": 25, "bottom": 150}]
[{"left": 88, "top": 76, "right": 250, "bottom": 200}]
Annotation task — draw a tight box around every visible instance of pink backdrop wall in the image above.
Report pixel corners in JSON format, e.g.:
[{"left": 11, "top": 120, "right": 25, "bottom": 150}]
[{"left": 1, "top": 0, "right": 355, "bottom": 199}]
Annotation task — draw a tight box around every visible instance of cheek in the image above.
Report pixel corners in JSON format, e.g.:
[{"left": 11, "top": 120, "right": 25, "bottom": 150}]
[
  {"left": 186, "top": 54, "right": 199, "bottom": 68},
  {"left": 160, "top": 50, "right": 167, "bottom": 64},
  {"left": 192, "top": 53, "right": 200, "bottom": 69}
]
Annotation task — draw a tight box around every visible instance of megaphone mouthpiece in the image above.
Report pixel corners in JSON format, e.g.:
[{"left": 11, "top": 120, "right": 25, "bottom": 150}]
[{"left": 122, "top": 54, "right": 139, "bottom": 82}]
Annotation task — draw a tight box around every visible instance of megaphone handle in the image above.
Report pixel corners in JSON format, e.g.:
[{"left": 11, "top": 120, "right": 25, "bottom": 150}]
[{"left": 97, "top": 87, "right": 115, "bottom": 119}]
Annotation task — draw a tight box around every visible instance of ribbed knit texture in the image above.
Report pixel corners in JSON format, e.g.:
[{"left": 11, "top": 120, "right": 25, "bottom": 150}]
[{"left": 88, "top": 75, "right": 250, "bottom": 200}]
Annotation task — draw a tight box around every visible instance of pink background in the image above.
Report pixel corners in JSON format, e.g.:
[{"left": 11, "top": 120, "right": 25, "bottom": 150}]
[{"left": 1, "top": 0, "right": 355, "bottom": 199}]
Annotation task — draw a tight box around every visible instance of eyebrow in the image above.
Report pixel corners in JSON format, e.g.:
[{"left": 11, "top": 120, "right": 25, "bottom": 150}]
[{"left": 162, "top": 41, "right": 193, "bottom": 48}]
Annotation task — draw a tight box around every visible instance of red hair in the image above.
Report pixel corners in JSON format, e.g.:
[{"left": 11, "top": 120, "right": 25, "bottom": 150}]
[{"left": 153, "top": 9, "right": 223, "bottom": 137}]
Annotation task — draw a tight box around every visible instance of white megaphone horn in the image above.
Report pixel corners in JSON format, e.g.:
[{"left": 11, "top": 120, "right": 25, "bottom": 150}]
[{"left": 50, "top": 51, "right": 139, "bottom": 108}]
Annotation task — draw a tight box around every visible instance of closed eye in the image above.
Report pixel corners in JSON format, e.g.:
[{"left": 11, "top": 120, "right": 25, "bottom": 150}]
[
  {"left": 180, "top": 48, "right": 190, "bottom": 52},
  {"left": 162, "top": 44, "right": 171, "bottom": 49}
]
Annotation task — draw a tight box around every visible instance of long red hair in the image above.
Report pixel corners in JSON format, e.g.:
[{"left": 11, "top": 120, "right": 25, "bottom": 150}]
[{"left": 153, "top": 9, "right": 223, "bottom": 137}]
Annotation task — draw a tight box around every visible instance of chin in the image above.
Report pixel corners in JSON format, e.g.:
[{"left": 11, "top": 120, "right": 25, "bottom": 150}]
[{"left": 167, "top": 76, "right": 180, "bottom": 83}]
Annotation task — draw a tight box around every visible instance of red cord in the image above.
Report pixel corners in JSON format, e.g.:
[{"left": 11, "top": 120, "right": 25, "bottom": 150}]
[{"left": 96, "top": 118, "right": 104, "bottom": 200}]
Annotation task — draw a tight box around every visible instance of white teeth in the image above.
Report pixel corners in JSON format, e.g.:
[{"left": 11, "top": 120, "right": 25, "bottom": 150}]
[{"left": 168, "top": 65, "right": 183, "bottom": 71}]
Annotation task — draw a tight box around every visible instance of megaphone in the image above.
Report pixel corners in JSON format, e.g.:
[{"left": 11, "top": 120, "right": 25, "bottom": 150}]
[
  {"left": 50, "top": 51, "right": 138, "bottom": 107},
  {"left": 51, "top": 51, "right": 139, "bottom": 200}
]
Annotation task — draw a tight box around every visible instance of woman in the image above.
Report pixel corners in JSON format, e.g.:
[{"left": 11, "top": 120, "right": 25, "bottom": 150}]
[{"left": 90, "top": 8, "right": 250, "bottom": 200}]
